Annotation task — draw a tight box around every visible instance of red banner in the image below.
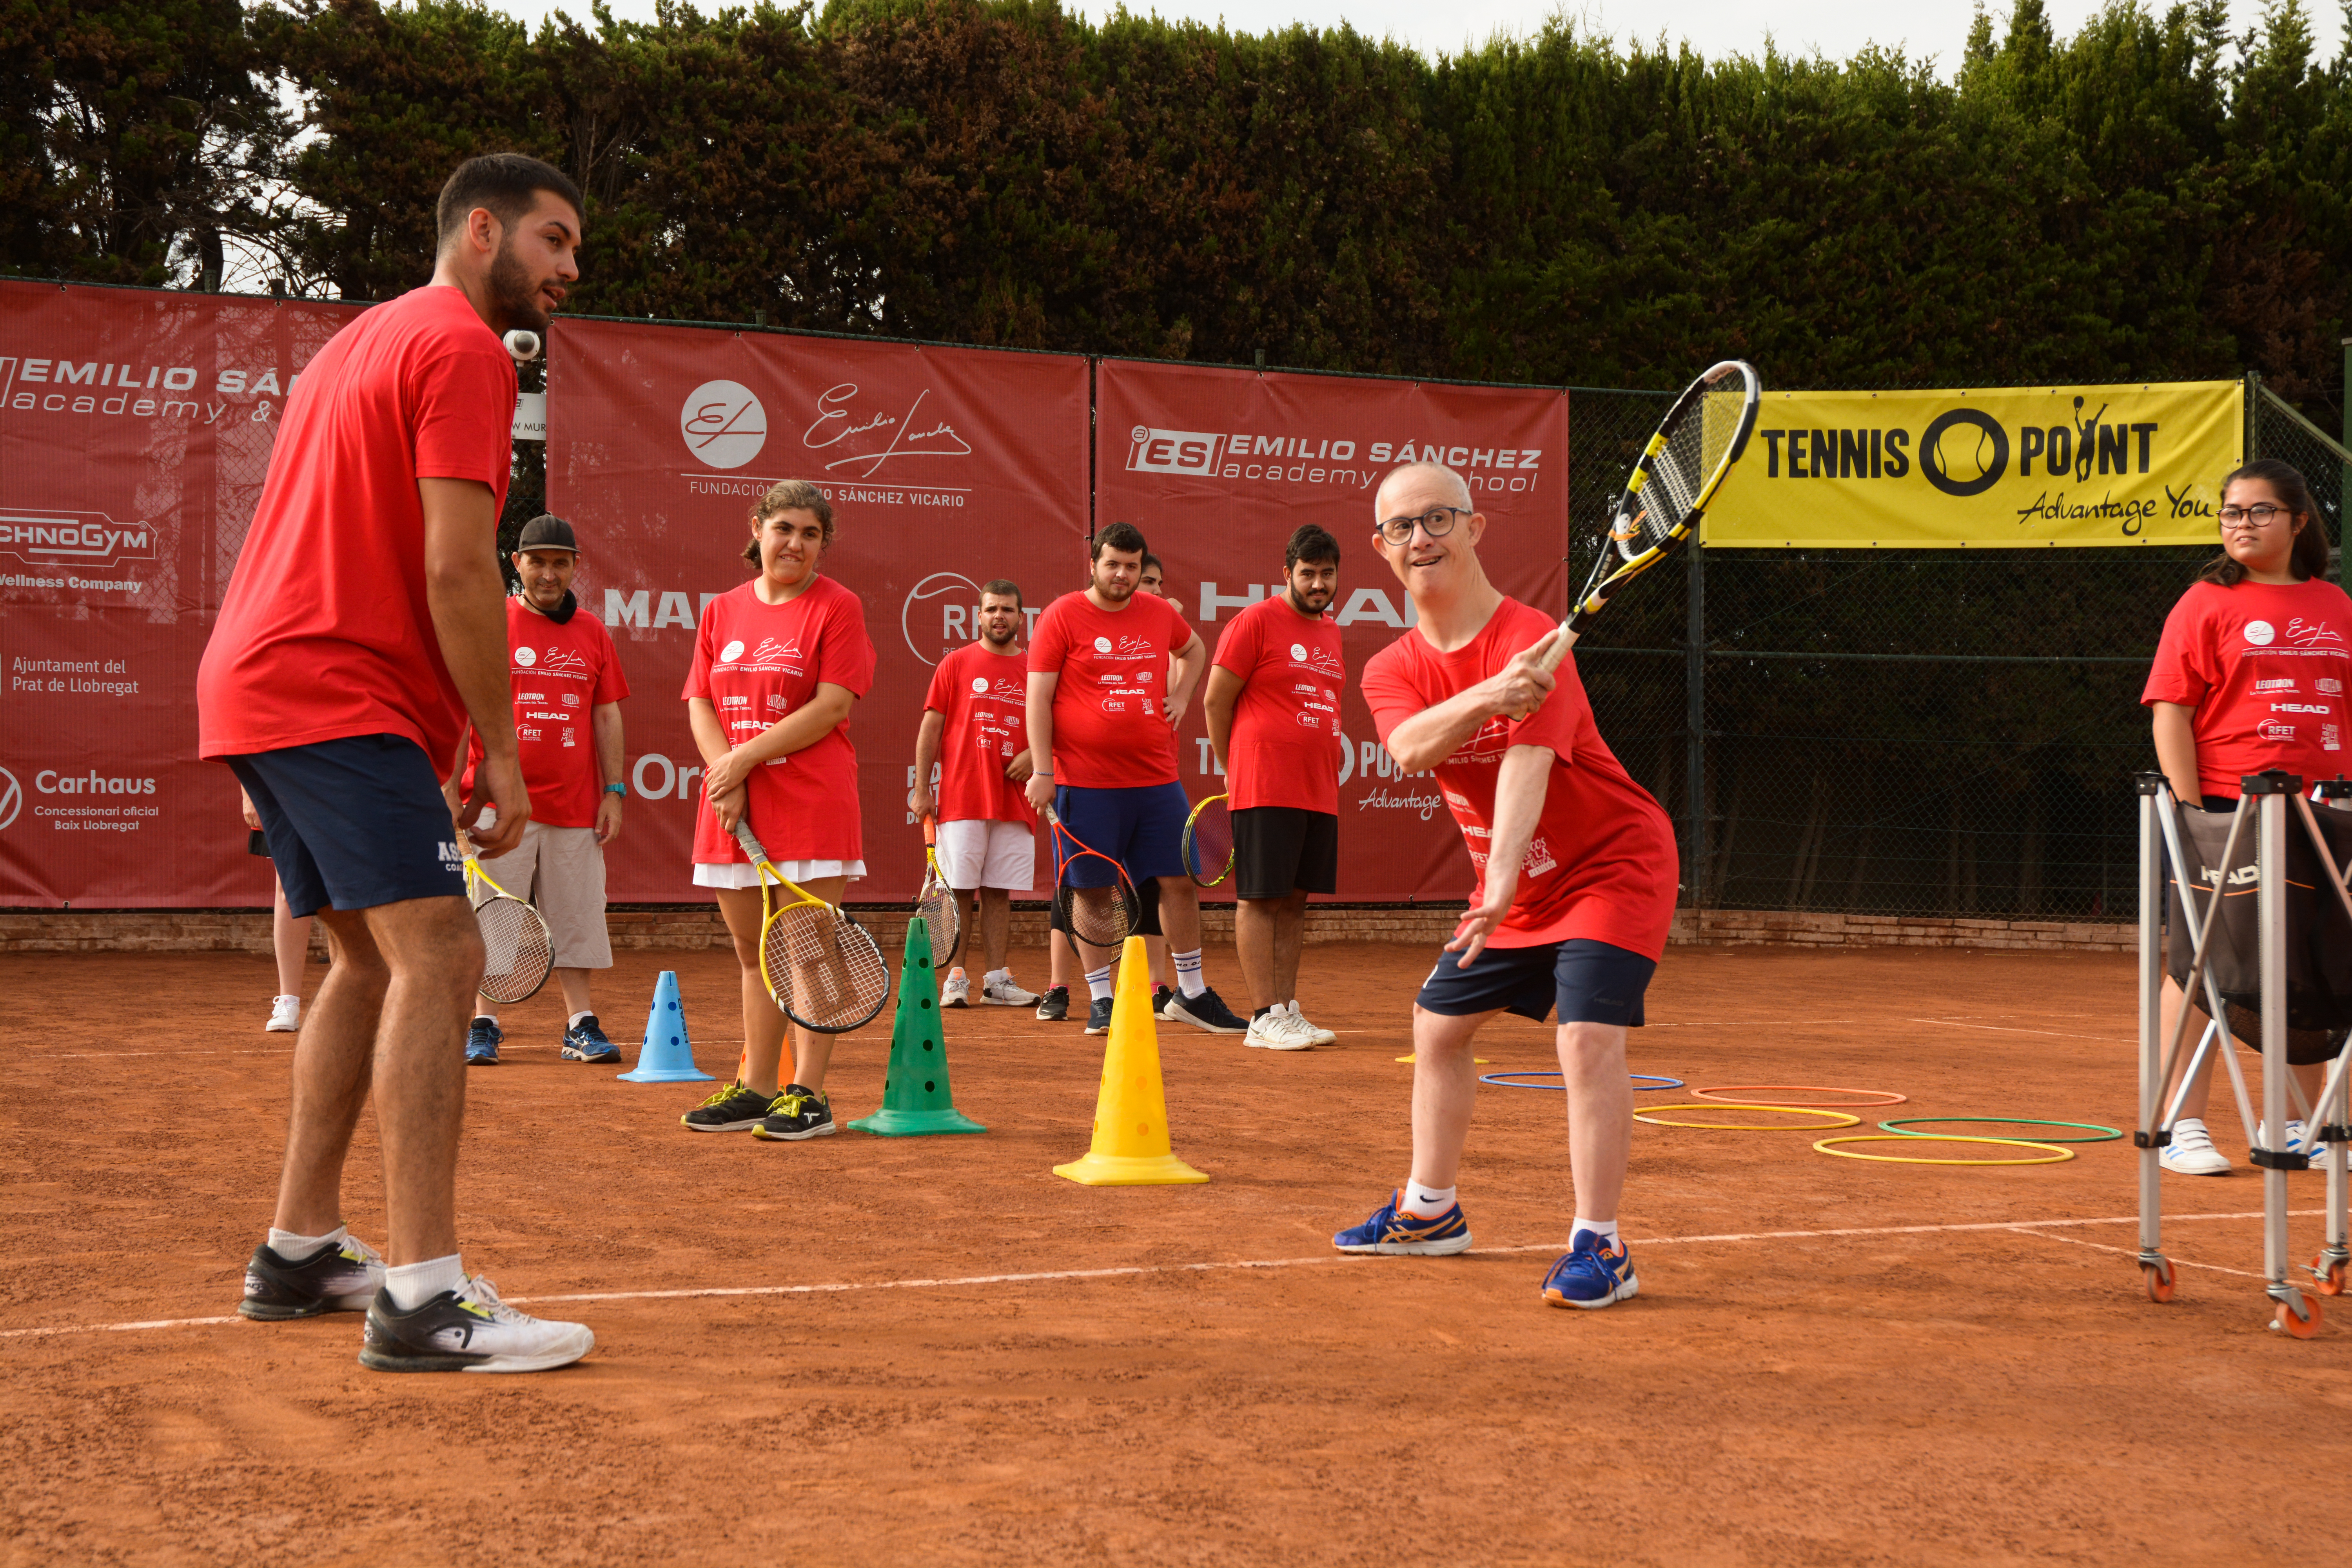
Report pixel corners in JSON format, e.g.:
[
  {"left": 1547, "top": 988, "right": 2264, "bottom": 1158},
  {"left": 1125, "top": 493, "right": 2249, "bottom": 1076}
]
[
  {"left": 0, "top": 281, "right": 362, "bottom": 907},
  {"left": 545, "top": 319, "right": 1092, "bottom": 903},
  {"left": 1094, "top": 359, "right": 1571, "bottom": 901}
]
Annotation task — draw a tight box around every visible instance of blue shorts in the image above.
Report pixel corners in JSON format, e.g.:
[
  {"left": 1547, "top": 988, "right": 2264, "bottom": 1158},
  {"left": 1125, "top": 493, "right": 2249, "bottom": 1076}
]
[
  {"left": 227, "top": 734, "right": 466, "bottom": 918},
  {"left": 1416, "top": 937, "right": 1656, "bottom": 1027},
  {"left": 1053, "top": 781, "right": 1189, "bottom": 886}
]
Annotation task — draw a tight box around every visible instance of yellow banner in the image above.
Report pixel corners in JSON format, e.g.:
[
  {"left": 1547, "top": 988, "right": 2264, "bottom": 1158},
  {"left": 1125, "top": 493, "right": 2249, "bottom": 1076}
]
[{"left": 1704, "top": 380, "right": 2243, "bottom": 548}]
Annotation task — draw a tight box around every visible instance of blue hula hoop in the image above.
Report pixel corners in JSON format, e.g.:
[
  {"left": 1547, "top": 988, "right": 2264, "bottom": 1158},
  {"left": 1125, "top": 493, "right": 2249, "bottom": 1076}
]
[{"left": 1481, "top": 1072, "right": 1684, "bottom": 1091}]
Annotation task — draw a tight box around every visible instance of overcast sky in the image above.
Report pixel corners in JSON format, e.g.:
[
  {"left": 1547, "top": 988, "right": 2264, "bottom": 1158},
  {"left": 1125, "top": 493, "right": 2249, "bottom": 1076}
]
[{"left": 495, "top": 0, "right": 2343, "bottom": 75}]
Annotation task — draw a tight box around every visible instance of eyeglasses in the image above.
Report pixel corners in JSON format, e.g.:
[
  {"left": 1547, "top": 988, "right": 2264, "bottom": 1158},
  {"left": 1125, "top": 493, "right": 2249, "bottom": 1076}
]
[
  {"left": 2220, "top": 504, "right": 2293, "bottom": 527},
  {"left": 1376, "top": 506, "right": 1466, "bottom": 545}
]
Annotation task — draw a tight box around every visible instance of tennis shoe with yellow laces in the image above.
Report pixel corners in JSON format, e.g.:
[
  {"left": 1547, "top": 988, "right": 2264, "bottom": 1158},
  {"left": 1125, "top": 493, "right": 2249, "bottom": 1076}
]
[
  {"left": 752, "top": 1084, "right": 836, "bottom": 1141},
  {"left": 359, "top": 1274, "right": 593, "bottom": 1374},
  {"left": 681, "top": 1081, "right": 775, "bottom": 1132},
  {"left": 1542, "top": 1229, "right": 1639, "bottom": 1310}
]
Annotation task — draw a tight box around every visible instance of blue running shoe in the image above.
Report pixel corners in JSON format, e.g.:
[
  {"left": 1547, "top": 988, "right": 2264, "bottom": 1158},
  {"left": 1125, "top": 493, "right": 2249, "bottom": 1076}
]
[
  {"left": 1333, "top": 1191, "right": 1473, "bottom": 1256},
  {"left": 1542, "top": 1229, "right": 1638, "bottom": 1309},
  {"left": 561, "top": 1014, "right": 621, "bottom": 1063},
  {"left": 465, "top": 1017, "right": 502, "bottom": 1066}
]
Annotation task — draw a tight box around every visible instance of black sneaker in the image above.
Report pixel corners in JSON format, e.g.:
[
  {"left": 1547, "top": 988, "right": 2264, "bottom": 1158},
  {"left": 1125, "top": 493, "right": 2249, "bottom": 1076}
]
[
  {"left": 1166, "top": 985, "right": 1249, "bottom": 1035},
  {"left": 465, "top": 1016, "right": 501, "bottom": 1065},
  {"left": 359, "top": 1276, "right": 593, "bottom": 1374},
  {"left": 1152, "top": 984, "right": 1177, "bottom": 1019},
  {"left": 561, "top": 1014, "right": 621, "bottom": 1063},
  {"left": 1085, "top": 996, "right": 1114, "bottom": 1035},
  {"left": 681, "top": 1080, "right": 774, "bottom": 1132},
  {"left": 751, "top": 1084, "right": 836, "bottom": 1141},
  {"left": 1036, "top": 984, "right": 1071, "bottom": 1022},
  {"left": 238, "top": 1232, "right": 386, "bottom": 1320}
]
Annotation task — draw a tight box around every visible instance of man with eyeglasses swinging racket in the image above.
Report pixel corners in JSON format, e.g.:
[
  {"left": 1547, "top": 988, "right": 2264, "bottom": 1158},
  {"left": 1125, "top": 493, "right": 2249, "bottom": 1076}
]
[{"left": 1338, "top": 464, "right": 1677, "bottom": 1312}]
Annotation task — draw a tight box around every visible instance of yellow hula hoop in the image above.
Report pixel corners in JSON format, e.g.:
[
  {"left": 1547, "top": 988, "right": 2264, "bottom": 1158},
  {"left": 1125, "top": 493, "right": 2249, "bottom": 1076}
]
[
  {"left": 1813, "top": 1134, "right": 2074, "bottom": 1165},
  {"left": 1633, "top": 1104, "right": 1861, "bottom": 1131}
]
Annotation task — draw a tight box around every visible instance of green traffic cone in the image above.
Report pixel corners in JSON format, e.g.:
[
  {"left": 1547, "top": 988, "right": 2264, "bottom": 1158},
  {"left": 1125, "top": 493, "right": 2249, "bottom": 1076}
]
[{"left": 848, "top": 915, "right": 985, "bottom": 1136}]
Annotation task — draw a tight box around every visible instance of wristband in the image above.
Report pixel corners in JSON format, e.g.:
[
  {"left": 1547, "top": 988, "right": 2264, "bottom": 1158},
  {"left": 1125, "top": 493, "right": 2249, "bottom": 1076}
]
[{"left": 604, "top": 783, "right": 626, "bottom": 795}]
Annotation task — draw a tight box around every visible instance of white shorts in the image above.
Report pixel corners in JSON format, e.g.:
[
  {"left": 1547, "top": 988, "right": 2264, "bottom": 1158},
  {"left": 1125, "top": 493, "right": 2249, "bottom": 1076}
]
[
  {"left": 693, "top": 859, "right": 866, "bottom": 890},
  {"left": 936, "top": 818, "right": 1036, "bottom": 891},
  {"left": 469, "top": 817, "right": 611, "bottom": 969}
]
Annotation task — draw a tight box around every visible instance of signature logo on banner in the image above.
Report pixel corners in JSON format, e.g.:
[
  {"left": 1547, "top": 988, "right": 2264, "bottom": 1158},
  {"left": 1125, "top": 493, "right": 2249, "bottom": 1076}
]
[
  {"left": 0, "top": 767, "right": 19, "bottom": 831},
  {"left": 805, "top": 384, "right": 972, "bottom": 479},
  {"left": 681, "top": 380, "right": 768, "bottom": 469}
]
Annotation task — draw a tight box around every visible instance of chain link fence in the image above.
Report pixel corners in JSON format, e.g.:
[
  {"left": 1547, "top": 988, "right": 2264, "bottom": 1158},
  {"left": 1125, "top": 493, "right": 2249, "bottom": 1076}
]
[{"left": 1568, "top": 378, "right": 2352, "bottom": 924}]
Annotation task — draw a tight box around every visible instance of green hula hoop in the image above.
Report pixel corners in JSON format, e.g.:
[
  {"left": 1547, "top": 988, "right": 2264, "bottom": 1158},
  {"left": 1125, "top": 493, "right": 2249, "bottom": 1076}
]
[
  {"left": 1878, "top": 1116, "right": 2122, "bottom": 1144},
  {"left": 1814, "top": 1134, "right": 2074, "bottom": 1165}
]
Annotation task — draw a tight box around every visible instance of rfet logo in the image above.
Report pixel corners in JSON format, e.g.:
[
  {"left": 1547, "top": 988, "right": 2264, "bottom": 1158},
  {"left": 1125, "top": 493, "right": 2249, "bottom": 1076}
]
[
  {"left": 0, "top": 767, "right": 19, "bottom": 830},
  {"left": 681, "top": 380, "right": 767, "bottom": 470}
]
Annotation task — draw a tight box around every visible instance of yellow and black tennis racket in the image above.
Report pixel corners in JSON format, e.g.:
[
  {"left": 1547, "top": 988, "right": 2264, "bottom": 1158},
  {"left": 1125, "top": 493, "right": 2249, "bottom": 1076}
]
[
  {"left": 913, "top": 813, "right": 962, "bottom": 971},
  {"left": 1045, "top": 804, "right": 1141, "bottom": 951},
  {"left": 459, "top": 826, "right": 554, "bottom": 1004},
  {"left": 1182, "top": 793, "right": 1233, "bottom": 888},
  {"left": 1549, "top": 359, "right": 1760, "bottom": 666},
  {"left": 730, "top": 821, "right": 890, "bottom": 1033}
]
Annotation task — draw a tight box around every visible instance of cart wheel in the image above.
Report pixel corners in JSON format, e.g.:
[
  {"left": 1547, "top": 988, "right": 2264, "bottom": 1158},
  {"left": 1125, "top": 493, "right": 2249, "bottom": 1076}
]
[
  {"left": 2273, "top": 1291, "right": 2324, "bottom": 1339},
  {"left": 2312, "top": 1254, "right": 2348, "bottom": 1297},
  {"left": 2142, "top": 1260, "right": 2176, "bottom": 1303}
]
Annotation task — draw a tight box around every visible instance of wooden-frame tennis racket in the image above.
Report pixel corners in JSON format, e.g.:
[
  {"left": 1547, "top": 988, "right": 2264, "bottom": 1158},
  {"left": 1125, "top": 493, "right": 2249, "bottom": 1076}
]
[
  {"left": 913, "top": 813, "right": 963, "bottom": 971},
  {"left": 730, "top": 820, "right": 890, "bottom": 1033},
  {"left": 1182, "top": 793, "right": 1234, "bottom": 888},
  {"left": 459, "top": 826, "right": 555, "bottom": 1004},
  {"left": 1045, "top": 804, "right": 1141, "bottom": 952},
  {"left": 1545, "top": 359, "right": 1761, "bottom": 668}
]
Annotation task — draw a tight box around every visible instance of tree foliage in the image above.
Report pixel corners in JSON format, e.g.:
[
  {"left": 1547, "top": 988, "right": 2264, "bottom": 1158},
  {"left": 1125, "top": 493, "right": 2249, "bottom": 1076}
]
[{"left": 7, "top": 0, "right": 2350, "bottom": 418}]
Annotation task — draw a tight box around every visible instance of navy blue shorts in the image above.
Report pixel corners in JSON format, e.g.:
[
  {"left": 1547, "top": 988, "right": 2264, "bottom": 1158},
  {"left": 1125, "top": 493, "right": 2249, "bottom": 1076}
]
[
  {"left": 227, "top": 734, "right": 466, "bottom": 918},
  {"left": 1052, "top": 782, "right": 1190, "bottom": 887},
  {"left": 1416, "top": 937, "right": 1656, "bottom": 1027}
]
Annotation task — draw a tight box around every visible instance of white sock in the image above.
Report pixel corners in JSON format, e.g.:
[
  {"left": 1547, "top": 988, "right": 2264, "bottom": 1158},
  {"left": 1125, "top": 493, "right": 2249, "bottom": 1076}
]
[
  {"left": 1173, "top": 947, "right": 1206, "bottom": 998},
  {"left": 987, "top": 968, "right": 1011, "bottom": 983},
  {"left": 1573, "top": 1216, "right": 1621, "bottom": 1247},
  {"left": 568, "top": 1010, "right": 593, "bottom": 1027},
  {"left": 383, "top": 1254, "right": 466, "bottom": 1310},
  {"left": 268, "top": 1223, "right": 347, "bottom": 1258},
  {"left": 1401, "top": 1181, "right": 1457, "bottom": 1218},
  {"left": 1086, "top": 965, "right": 1114, "bottom": 1002},
  {"left": 473, "top": 1014, "right": 498, "bottom": 1027}
]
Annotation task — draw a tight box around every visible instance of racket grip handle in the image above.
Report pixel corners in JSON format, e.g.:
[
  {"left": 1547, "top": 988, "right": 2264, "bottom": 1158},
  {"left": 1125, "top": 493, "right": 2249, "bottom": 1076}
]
[{"left": 1537, "top": 619, "right": 1582, "bottom": 671}]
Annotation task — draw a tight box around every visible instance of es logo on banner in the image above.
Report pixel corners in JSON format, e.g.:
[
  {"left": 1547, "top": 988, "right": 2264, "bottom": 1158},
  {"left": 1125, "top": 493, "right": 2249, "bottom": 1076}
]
[{"left": 681, "top": 380, "right": 767, "bottom": 469}]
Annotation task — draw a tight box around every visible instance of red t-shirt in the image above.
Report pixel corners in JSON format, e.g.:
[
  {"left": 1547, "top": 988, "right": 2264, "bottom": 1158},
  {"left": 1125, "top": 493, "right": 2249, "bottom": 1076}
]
[
  {"left": 1212, "top": 594, "right": 1344, "bottom": 813},
  {"left": 2144, "top": 578, "right": 2352, "bottom": 799},
  {"left": 198, "top": 286, "right": 515, "bottom": 766},
  {"left": 1361, "top": 597, "right": 1679, "bottom": 959},
  {"left": 462, "top": 599, "right": 632, "bottom": 829},
  {"left": 1027, "top": 590, "right": 1193, "bottom": 789},
  {"left": 923, "top": 642, "right": 1034, "bottom": 826},
  {"left": 683, "top": 575, "right": 877, "bottom": 863}
]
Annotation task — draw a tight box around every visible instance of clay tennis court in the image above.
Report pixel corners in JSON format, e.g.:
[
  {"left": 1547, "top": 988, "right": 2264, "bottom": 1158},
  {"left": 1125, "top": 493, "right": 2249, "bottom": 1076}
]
[{"left": 2, "top": 940, "right": 2336, "bottom": 1564}]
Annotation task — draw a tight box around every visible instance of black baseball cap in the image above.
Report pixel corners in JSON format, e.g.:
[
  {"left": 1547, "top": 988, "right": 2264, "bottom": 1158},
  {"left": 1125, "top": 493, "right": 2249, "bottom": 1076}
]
[{"left": 515, "top": 514, "right": 579, "bottom": 554}]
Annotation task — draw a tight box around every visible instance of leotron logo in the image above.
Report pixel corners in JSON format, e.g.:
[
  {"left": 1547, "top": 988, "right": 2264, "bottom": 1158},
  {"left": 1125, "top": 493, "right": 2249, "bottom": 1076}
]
[
  {"left": 0, "top": 508, "right": 156, "bottom": 565},
  {"left": 681, "top": 380, "right": 767, "bottom": 469},
  {"left": 0, "top": 767, "right": 18, "bottom": 830}
]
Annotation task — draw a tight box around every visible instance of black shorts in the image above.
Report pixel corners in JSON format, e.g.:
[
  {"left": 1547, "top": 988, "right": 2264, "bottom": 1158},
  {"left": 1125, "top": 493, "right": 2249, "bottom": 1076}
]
[
  {"left": 228, "top": 734, "right": 466, "bottom": 918},
  {"left": 1233, "top": 807, "right": 1338, "bottom": 900},
  {"left": 1416, "top": 937, "right": 1655, "bottom": 1027}
]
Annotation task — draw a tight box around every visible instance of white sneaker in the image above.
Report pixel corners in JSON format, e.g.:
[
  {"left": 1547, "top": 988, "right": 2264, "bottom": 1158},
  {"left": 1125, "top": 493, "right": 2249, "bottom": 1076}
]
[
  {"left": 941, "top": 968, "right": 971, "bottom": 1009},
  {"left": 2161, "top": 1118, "right": 2232, "bottom": 1176},
  {"left": 2256, "top": 1120, "right": 2316, "bottom": 1160},
  {"left": 1287, "top": 1002, "right": 1336, "bottom": 1045},
  {"left": 265, "top": 995, "right": 301, "bottom": 1033},
  {"left": 1246, "top": 1007, "right": 1313, "bottom": 1051},
  {"left": 360, "top": 1274, "right": 594, "bottom": 1374},
  {"left": 980, "top": 973, "right": 1038, "bottom": 1006}
]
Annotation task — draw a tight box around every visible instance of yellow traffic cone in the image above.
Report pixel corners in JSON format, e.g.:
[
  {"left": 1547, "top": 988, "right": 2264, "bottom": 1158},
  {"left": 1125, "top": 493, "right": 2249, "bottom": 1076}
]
[{"left": 1053, "top": 935, "right": 1209, "bottom": 1186}]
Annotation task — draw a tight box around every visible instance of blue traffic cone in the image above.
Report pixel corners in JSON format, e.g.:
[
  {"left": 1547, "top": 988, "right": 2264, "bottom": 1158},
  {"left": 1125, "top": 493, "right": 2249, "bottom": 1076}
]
[{"left": 618, "top": 969, "right": 713, "bottom": 1082}]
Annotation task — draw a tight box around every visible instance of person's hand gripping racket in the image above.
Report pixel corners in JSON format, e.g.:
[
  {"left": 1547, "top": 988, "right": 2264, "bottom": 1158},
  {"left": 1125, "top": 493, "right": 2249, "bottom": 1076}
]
[{"left": 444, "top": 720, "right": 531, "bottom": 858}]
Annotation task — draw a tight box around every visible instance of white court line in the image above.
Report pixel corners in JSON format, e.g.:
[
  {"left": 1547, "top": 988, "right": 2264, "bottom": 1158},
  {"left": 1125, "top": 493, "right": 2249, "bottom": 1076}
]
[
  {"left": 1908, "top": 1016, "right": 2131, "bottom": 1044},
  {"left": 2025, "top": 1229, "right": 2264, "bottom": 1279},
  {"left": 0, "top": 1210, "right": 2317, "bottom": 1341}
]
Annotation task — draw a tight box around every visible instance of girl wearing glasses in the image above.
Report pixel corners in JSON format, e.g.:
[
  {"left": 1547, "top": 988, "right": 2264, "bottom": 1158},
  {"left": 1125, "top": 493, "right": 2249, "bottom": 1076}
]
[{"left": 2143, "top": 458, "right": 2351, "bottom": 1175}]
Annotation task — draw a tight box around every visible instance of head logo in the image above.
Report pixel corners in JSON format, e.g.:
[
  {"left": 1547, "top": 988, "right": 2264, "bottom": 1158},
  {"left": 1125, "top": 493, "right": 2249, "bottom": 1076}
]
[
  {"left": 0, "top": 767, "right": 18, "bottom": 830},
  {"left": 1094, "top": 636, "right": 1113, "bottom": 653},
  {"left": 1919, "top": 408, "right": 2009, "bottom": 499},
  {"left": 971, "top": 675, "right": 989, "bottom": 693},
  {"left": 902, "top": 571, "right": 982, "bottom": 667},
  {"left": 2247, "top": 620, "right": 2277, "bottom": 648},
  {"left": 515, "top": 646, "right": 538, "bottom": 667},
  {"left": 681, "top": 380, "right": 767, "bottom": 470},
  {"left": 719, "top": 639, "right": 746, "bottom": 662},
  {"left": 1290, "top": 642, "right": 1308, "bottom": 661}
]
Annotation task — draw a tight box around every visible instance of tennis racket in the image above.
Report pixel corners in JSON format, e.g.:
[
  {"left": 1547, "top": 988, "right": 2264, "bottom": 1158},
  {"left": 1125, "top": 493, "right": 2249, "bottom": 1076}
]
[
  {"left": 1045, "top": 805, "right": 1141, "bottom": 951},
  {"left": 1546, "top": 359, "right": 1760, "bottom": 667},
  {"left": 459, "top": 827, "right": 554, "bottom": 1004},
  {"left": 1182, "top": 793, "right": 1234, "bottom": 888},
  {"left": 730, "top": 820, "right": 891, "bottom": 1033},
  {"left": 913, "top": 814, "right": 963, "bottom": 971}
]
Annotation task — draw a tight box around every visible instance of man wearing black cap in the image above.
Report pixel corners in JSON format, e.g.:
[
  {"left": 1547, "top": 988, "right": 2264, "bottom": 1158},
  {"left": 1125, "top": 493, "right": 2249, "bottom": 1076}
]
[{"left": 462, "top": 514, "right": 632, "bottom": 1063}]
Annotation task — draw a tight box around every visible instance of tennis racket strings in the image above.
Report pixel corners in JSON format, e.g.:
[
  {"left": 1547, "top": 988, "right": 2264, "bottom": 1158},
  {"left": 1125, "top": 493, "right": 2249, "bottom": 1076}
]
[
  {"left": 772, "top": 902, "right": 891, "bottom": 1032},
  {"left": 475, "top": 892, "right": 555, "bottom": 1004},
  {"left": 1183, "top": 795, "right": 1234, "bottom": 887},
  {"left": 1615, "top": 363, "right": 1752, "bottom": 559},
  {"left": 913, "top": 817, "right": 962, "bottom": 970}
]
